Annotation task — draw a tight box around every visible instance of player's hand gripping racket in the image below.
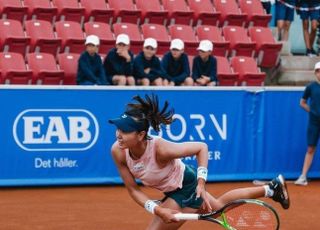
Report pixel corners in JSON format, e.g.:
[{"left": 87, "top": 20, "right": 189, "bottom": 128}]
[{"left": 174, "top": 199, "right": 280, "bottom": 230}]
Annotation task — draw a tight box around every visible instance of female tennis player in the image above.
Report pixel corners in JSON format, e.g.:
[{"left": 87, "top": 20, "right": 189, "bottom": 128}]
[{"left": 109, "top": 94, "right": 290, "bottom": 230}]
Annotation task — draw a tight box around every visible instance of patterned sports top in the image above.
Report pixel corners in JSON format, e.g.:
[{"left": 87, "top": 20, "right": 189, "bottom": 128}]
[{"left": 125, "top": 136, "right": 185, "bottom": 192}]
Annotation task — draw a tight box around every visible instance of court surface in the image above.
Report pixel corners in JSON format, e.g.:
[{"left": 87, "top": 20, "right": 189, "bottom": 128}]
[{"left": 0, "top": 181, "right": 319, "bottom": 230}]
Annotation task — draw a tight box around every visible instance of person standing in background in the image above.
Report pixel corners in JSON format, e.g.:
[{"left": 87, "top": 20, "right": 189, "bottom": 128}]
[
  {"left": 295, "top": 62, "right": 320, "bottom": 186},
  {"left": 297, "top": 0, "right": 320, "bottom": 57},
  {"left": 275, "top": 0, "right": 296, "bottom": 41}
]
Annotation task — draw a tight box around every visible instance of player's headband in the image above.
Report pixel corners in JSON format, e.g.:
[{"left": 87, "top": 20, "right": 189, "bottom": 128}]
[{"left": 109, "top": 113, "right": 146, "bottom": 132}]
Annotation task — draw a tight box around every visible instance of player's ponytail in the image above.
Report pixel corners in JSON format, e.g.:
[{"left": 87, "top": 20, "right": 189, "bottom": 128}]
[{"left": 125, "top": 94, "right": 174, "bottom": 132}]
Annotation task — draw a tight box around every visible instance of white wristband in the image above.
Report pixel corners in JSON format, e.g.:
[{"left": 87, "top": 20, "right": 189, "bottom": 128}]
[
  {"left": 144, "top": 200, "right": 158, "bottom": 214},
  {"left": 197, "top": 166, "right": 208, "bottom": 181}
]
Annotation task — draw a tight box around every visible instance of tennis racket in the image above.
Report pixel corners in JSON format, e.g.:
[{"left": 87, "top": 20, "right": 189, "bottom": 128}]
[{"left": 174, "top": 199, "right": 280, "bottom": 230}]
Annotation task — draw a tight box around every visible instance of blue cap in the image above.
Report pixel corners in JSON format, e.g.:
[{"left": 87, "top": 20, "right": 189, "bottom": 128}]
[{"left": 108, "top": 113, "right": 146, "bottom": 132}]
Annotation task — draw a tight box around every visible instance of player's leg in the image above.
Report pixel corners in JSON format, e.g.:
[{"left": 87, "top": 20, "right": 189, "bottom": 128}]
[
  {"left": 207, "top": 175, "right": 289, "bottom": 210},
  {"left": 210, "top": 187, "right": 265, "bottom": 210}
]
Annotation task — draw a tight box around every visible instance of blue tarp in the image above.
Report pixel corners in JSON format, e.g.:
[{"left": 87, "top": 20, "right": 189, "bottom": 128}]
[{"left": 0, "top": 86, "right": 318, "bottom": 186}]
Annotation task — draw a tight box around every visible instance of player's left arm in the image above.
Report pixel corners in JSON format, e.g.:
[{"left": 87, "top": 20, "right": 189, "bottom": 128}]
[{"left": 155, "top": 138, "right": 208, "bottom": 168}]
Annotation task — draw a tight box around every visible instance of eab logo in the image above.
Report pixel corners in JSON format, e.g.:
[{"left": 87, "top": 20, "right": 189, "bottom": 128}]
[{"left": 13, "top": 109, "right": 99, "bottom": 151}]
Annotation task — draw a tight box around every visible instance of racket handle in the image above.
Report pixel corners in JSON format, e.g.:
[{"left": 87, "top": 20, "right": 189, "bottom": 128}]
[{"left": 174, "top": 213, "right": 199, "bottom": 220}]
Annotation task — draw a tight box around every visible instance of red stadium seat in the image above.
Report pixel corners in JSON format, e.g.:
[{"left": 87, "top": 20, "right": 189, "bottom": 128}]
[
  {"left": 84, "top": 22, "right": 115, "bottom": 54},
  {"left": 0, "top": 0, "right": 28, "bottom": 23},
  {"left": 238, "top": 0, "right": 271, "bottom": 27},
  {"left": 57, "top": 53, "right": 80, "bottom": 85},
  {"left": 136, "top": 0, "right": 168, "bottom": 25},
  {"left": 80, "top": 0, "right": 114, "bottom": 24},
  {"left": 188, "top": 0, "right": 220, "bottom": 26},
  {"left": 55, "top": 21, "right": 85, "bottom": 53},
  {"left": 162, "top": 0, "right": 194, "bottom": 25},
  {"left": 230, "top": 56, "right": 266, "bottom": 86},
  {"left": 249, "top": 26, "right": 282, "bottom": 68},
  {"left": 213, "top": 0, "right": 247, "bottom": 27},
  {"left": 196, "top": 25, "right": 229, "bottom": 57},
  {"left": 215, "top": 56, "right": 238, "bottom": 86},
  {"left": 52, "top": 0, "right": 85, "bottom": 23},
  {"left": 24, "top": 0, "right": 58, "bottom": 23},
  {"left": 0, "top": 52, "right": 32, "bottom": 84},
  {"left": 113, "top": 23, "right": 143, "bottom": 54},
  {"left": 0, "top": 53, "right": 32, "bottom": 84},
  {"left": 223, "top": 26, "right": 256, "bottom": 57},
  {"left": 108, "top": 0, "right": 141, "bottom": 24},
  {"left": 141, "top": 24, "right": 170, "bottom": 55},
  {"left": 27, "top": 52, "right": 64, "bottom": 85},
  {"left": 25, "top": 20, "right": 62, "bottom": 56},
  {"left": 0, "top": 19, "right": 30, "bottom": 56},
  {"left": 168, "top": 24, "right": 198, "bottom": 55}
]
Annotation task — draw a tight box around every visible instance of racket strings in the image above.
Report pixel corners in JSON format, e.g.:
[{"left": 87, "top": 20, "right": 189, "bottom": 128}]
[{"left": 223, "top": 203, "right": 278, "bottom": 229}]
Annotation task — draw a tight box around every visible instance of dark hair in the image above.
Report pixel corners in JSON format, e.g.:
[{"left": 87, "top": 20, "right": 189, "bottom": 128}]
[{"left": 125, "top": 94, "right": 174, "bottom": 132}]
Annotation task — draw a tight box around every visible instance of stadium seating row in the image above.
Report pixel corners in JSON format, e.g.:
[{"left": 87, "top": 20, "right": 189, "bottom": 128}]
[
  {"left": 0, "top": 19, "right": 281, "bottom": 68},
  {"left": 0, "top": 0, "right": 271, "bottom": 27},
  {"left": 0, "top": 52, "right": 265, "bottom": 86}
]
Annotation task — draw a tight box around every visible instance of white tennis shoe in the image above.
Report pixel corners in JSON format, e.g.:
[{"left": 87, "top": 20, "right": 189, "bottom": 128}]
[{"left": 294, "top": 175, "right": 308, "bottom": 186}]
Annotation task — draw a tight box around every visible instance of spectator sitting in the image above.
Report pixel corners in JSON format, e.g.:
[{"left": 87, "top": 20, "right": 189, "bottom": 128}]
[
  {"left": 133, "top": 38, "right": 168, "bottom": 86},
  {"left": 103, "top": 34, "right": 135, "bottom": 85},
  {"left": 161, "top": 39, "right": 194, "bottom": 86},
  {"left": 77, "top": 35, "right": 107, "bottom": 85},
  {"left": 192, "top": 40, "right": 217, "bottom": 86},
  {"left": 297, "top": 0, "right": 320, "bottom": 57}
]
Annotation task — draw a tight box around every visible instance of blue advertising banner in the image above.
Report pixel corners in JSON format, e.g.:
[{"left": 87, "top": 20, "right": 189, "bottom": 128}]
[{"left": 0, "top": 86, "right": 318, "bottom": 186}]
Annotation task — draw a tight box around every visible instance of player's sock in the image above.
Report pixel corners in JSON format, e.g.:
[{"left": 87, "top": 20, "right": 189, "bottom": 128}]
[{"left": 263, "top": 185, "right": 274, "bottom": 197}]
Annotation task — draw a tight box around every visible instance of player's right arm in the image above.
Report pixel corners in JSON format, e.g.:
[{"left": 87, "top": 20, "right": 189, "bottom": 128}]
[
  {"left": 300, "top": 85, "right": 311, "bottom": 112},
  {"left": 111, "top": 142, "right": 178, "bottom": 223},
  {"left": 111, "top": 142, "right": 148, "bottom": 205},
  {"left": 300, "top": 98, "right": 310, "bottom": 112}
]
